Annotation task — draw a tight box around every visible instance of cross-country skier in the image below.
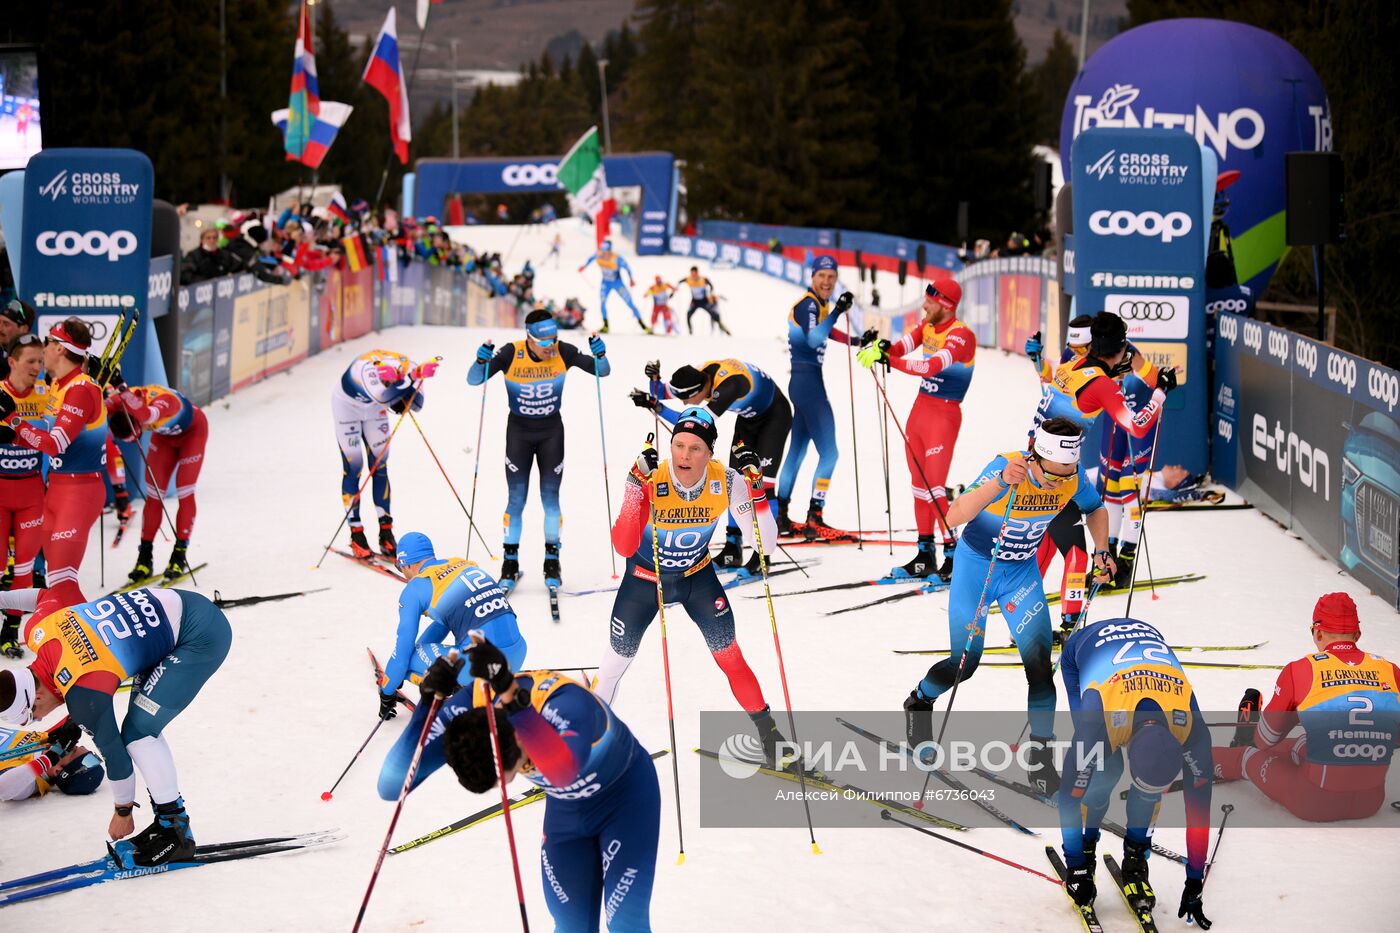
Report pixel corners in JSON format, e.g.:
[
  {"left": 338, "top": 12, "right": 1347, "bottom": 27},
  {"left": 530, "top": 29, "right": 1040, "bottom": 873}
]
[
  {"left": 777, "top": 255, "right": 854, "bottom": 538},
  {"left": 1097, "top": 351, "right": 1161, "bottom": 589},
  {"left": 0, "top": 334, "right": 46, "bottom": 657},
  {"left": 380, "top": 639, "right": 661, "bottom": 931},
  {"left": 0, "top": 586, "right": 232, "bottom": 865},
  {"left": 468, "top": 311, "right": 610, "bottom": 591},
  {"left": 595, "top": 407, "right": 793, "bottom": 764},
  {"left": 856, "top": 278, "right": 974, "bottom": 581},
  {"left": 904, "top": 417, "right": 1116, "bottom": 796},
  {"left": 333, "top": 350, "right": 438, "bottom": 559},
  {"left": 0, "top": 718, "right": 105, "bottom": 801},
  {"left": 681, "top": 266, "right": 729, "bottom": 335},
  {"left": 105, "top": 380, "right": 209, "bottom": 585},
  {"left": 0, "top": 319, "right": 109, "bottom": 606},
  {"left": 1057, "top": 616, "right": 1215, "bottom": 929},
  {"left": 1215, "top": 592, "right": 1400, "bottom": 822},
  {"left": 630, "top": 357, "right": 792, "bottom": 573},
  {"left": 579, "top": 239, "right": 649, "bottom": 334},
  {"left": 376, "top": 532, "right": 527, "bottom": 720},
  {"left": 643, "top": 275, "right": 677, "bottom": 335},
  {"left": 1030, "top": 311, "right": 1175, "bottom": 642}
]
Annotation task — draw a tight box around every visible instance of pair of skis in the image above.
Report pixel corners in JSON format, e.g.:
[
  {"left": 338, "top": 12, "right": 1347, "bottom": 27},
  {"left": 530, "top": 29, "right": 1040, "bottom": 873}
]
[
  {"left": 332, "top": 548, "right": 402, "bottom": 581},
  {"left": 105, "top": 562, "right": 209, "bottom": 597},
  {"left": 1046, "top": 848, "right": 1162, "bottom": 932},
  {"left": 500, "top": 573, "right": 562, "bottom": 623},
  {"left": 894, "top": 640, "right": 1268, "bottom": 657}
]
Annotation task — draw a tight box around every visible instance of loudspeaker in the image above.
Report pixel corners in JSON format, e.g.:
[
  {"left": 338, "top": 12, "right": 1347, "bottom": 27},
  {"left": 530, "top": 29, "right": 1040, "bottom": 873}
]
[
  {"left": 1286, "top": 151, "right": 1344, "bottom": 246},
  {"left": 897, "top": 260, "right": 907, "bottom": 286},
  {"left": 915, "top": 243, "right": 927, "bottom": 273},
  {"left": 1033, "top": 161, "right": 1053, "bottom": 213}
]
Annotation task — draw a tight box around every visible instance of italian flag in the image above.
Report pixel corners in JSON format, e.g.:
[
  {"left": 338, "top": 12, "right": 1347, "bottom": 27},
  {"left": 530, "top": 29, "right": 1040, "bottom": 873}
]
[{"left": 557, "top": 126, "right": 615, "bottom": 246}]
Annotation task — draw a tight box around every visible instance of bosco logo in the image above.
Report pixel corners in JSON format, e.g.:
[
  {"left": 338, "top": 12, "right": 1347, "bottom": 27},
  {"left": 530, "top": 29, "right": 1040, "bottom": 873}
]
[
  {"left": 1326, "top": 351, "right": 1357, "bottom": 393},
  {"left": 1217, "top": 313, "right": 1238, "bottom": 346},
  {"left": 1367, "top": 367, "right": 1400, "bottom": 412},
  {"left": 36, "top": 229, "right": 138, "bottom": 262},
  {"left": 1293, "top": 337, "right": 1317, "bottom": 376},
  {"left": 1088, "top": 209, "right": 1192, "bottom": 243},
  {"left": 1242, "top": 320, "right": 1263, "bottom": 353},
  {"left": 501, "top": 163, "right": 557, "bottom": 186}
]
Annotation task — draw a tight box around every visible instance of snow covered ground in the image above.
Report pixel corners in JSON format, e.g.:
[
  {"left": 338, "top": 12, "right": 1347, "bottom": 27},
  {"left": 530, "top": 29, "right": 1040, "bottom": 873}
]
[{"left": 3, "top": 222, "right": 1398, "bottom": 931}]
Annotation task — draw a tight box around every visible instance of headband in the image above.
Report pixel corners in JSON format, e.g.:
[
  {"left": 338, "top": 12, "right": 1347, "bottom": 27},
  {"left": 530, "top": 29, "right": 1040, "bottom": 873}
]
[
  {"left": 1033, "top": 426, "right": 1081, "bottom": 465},
  {"left": 1066, "top": 325, "right": 1091, "bottom": 346}
]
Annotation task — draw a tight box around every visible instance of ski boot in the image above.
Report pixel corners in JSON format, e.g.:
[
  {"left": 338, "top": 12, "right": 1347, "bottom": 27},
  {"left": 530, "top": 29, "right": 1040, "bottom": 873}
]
[
  {"left": 543, "top": 543, "right": 562, "bottom": 590},
  {"left": 378, "top": 516, "right": 397, "bottom": 560},
  {"left": 1231, "top": 688, "right": 1262, "bottom": 748},
  {"left": 888, "top": 536, "right": 937, "bottom": 580},
  {"left": 716, "top": 527, "right": 744, "bottom": 569},
  {"left": 640, "top": 320, "right": 654, "bottom": 335},
  {"left": 0, "top": 612, "right": 23, "bottom": 659},
  {"left": 599, "top": 321, "right": 610, "bottom": 335},
  {"left": 1112, "top": 543, "right": 1136, "bottom": 589},
  {"left": 499, "top": 544, "right": 522, "bottom": 592},
  {"left": 349, "top": 526, "right": 373, "bottom": 559},
  {"left": 903, "top": 689, "right": 936, "bottom": 761},
  {"left": 129, "top": 541, "right": 156, "bottom": 584},
  {"left": 1119, "top": 839, "right": 1156, "bottom": 910},
  {"left": 802, "top": 502, "right": 841, "bottom": 541},
  {"left": 935, "top": 542, "right": 955, "bottom": 582},
  {"left": 775, "top": 499, "right": 797, "bottom": 537},
  {"left": 1053, "top": 612, "right": 1080, "bottom": 648},
  {"left": 132, "top": 797, "right": 196, "bottom": 867},
  {"left": 751, "top": 706, "right": 799, "bottom": 772},
  {"left": 162, "top": 540, "right": 191, "bottom": 582},
  {"left": 1024, "top": 735, "right": 1062, "bottom": 797}
]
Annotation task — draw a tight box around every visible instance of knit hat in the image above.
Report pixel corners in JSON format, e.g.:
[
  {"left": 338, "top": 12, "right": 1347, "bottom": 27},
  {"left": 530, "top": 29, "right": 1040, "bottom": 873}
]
[
  {"left": 395, "top": 532, "right": 436, "bottom": 568},
  {"left": 668, "top": 365, "right": 707, "bottom": 399},
  {"left": 673, "top": 406, "right": 717, "bottom": 451},
  {"left": 1313, "top": 592, "right": 1360, "bottom": 633}
]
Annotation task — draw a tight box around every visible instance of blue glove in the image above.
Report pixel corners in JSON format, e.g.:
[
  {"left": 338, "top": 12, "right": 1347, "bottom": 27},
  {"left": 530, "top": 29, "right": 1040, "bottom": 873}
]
[
  {"left": 589, "top": 334, "right": 607, "bottom": 358},
  {"left": 1025, "top": 331, "right": 1042, "bottom": 359},
  {"left": 475, "top": 342, "right": 494, "bottom": 365}
]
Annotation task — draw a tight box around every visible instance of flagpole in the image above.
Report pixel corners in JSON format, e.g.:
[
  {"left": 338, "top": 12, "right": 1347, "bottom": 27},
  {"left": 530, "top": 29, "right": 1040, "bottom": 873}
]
[{"left": 371, "top": 9, "right": 430, "bottom": 211}]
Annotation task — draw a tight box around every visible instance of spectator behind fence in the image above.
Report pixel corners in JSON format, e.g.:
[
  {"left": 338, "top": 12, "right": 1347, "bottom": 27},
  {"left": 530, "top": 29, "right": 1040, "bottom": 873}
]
[{"left": 181, "top": 226, "right": 241, "bottom": 284}]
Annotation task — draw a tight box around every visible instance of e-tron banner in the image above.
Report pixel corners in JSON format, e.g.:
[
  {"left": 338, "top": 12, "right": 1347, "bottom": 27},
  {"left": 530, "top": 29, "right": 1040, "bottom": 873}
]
[
  {"left": 1214, "top": 311, "right": 1400, "bottom": 610},
  {"left": 1072, "top": 127, "right": 1208, "bottom": 474},
  {"left": 20, "top": 149, "right": 155, "bottom": 384}
]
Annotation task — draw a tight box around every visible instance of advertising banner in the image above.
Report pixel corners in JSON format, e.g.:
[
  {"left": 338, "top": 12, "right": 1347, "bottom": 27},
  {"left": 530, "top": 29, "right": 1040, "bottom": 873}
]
[
  {"left": 20, "top": 148, "right": 154, "bottom": 383},
  {"left": 1072, "top": 127, "right": 1208, "bottom": 473},
  {"left": 230, "top": 275, "right": 311, "bottom": 391},
  {"left": 211, "top": 274, "right": 234, "bottom": 401},
  {"left": 340, "top": 266, "right": 374, "bottom": 340},
  {"left": 176, "top": 281, "right": 215, "bottom": 407},
  {"left": 319, "top": 268, "right": 343, "bottom": 349},
  {"left": 997, "top": 274, "right": 1041, "bottom": 354},
  {"left": 1214, "top": 311, "right": 1400, "bottom": 608}
]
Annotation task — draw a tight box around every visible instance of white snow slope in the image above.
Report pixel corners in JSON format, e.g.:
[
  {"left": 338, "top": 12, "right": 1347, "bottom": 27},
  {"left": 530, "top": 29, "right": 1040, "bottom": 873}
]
[{"left": 3, "top": 222, "right": 1397, "bottom": 931}]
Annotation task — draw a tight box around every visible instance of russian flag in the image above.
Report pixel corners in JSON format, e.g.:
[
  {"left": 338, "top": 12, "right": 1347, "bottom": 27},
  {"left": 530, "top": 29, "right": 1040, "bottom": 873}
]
[
  {"left": 285, "top": 0, "right": 321, "bottom": 163},
  {"left": 363, "top": 8, "right": 412, "bottom": 165},
  {"left": 271, "top": 102, "right": 353, "bottom": 171}
]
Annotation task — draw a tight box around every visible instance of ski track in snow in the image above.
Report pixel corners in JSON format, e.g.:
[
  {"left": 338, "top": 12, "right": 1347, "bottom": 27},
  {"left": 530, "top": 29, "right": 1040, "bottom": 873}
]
[{"left": 3, "top": 222, "right": 1397, "bottom": 931}]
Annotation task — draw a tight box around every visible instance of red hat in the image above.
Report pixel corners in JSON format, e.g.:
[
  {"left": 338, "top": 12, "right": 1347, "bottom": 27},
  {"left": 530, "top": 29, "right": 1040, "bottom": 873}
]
[
  {"left": 1313, "top": 592, "right": 1360, "bottom": 633},
  {"left": 926, "top": 278, "right": 962, "bottom": 311}
]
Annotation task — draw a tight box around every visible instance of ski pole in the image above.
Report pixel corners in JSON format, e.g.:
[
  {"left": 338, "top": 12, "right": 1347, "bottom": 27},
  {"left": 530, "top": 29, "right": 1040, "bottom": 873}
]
[
  {"left": 352, "top": 679, "right": 450, "bottom": 931},
  {"left": 321, "top": 717, "right": 390, "bottom": 802},
  {"left": 876, "top": 365, "right": 893, "bottom": 555},
  {"left": 465, "top": 368, "right": 490, "bottom": 562},
  {"left": 879, "top": 810, "right": 1061, "bottom": 883},
  {"left": 776, "top": 543, "right": 810, "bottom": 578},
  {"left": 407, "top": 411, "right": 495, "bottom": 559},
  {"left": 315, "top": 393, "right": 416, "bottom": 569},
  {"left": 1204, "top": 803, "right": 1235, "bottom": 879},
  {"left": 1013, "top": 578, "right": 1105, "bottom": 750},
  {"left": 99, "top": 509, "right": 105, "bottom": 587},
  {"left": 743, "top": 453, "right": 820, "bottom": 854},
  {"left": 843, "top": 327, "right": 864, "bottom": 548},
  {"left": 915, "top": 487, "right": 1017, "bottom": 808},
  {"left": 594, "top": 335, "right": 618, "bottom": 578},
  {"left": 647, "top": 451, "right": 687, "bottom": 864},
  {"left": 1125, "top": 405, "right": 1168, "bottom": 617},
  {"left": 483, "top": 682, "right": 531, "bottom": 932}
]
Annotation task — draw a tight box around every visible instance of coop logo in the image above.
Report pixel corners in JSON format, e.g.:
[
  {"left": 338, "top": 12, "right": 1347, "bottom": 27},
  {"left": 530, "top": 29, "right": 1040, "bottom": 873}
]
[
  {"left": 36, "top": 229, "right": 139, "bottom": 262},
  {"left": 1242, "top": 320, "right": 1263, "bottom": 354},
  {"left": 1088, "top": 210, "right": 1192, "bottom": 243},
  {"left": 1206, "top": 297, "right": 1249, "bottom": 315},
  {"left": 1267, "top": 329, "right": 1290, "bottom": 365},
  {"left": 1217, "top": 313, "right": 1239, "bottom": 346},
  {"left": 1070, "top": 83, "right": 1267, "bottom": 160},
  {"left": 39, "top": 170, "right": 68, "bottom": 201},
  {"left": 1326, "top": 351, "right": 1357, "bottom": 393},
  {"left": 148, "top": 269, "right": 172, "bottom": 302},
  {"left": 501, "top": 163, "right": 557, "bottom": 186},
  {"left": 1217, "top": 419, "right": 1233, "bottom": 442},
  {"left": 1086, "top": 150, "right": 1116, "bottom": 180},
  {"left": 1368, "top": 367, "right": 1400, "bottom": 412},
  {"left": 1251, "top": 415, "right": 1330, "bottom": 501},
  {"left": 1293, "top": 338, "right": 1318, "bottom": 377}
]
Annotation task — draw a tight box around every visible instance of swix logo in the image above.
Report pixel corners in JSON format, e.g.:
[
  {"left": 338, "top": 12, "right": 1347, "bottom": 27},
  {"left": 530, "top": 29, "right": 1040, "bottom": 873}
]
[
  {"left": 1251, "top": 414, "right": 1330, "bottom": 501},
  {"left": 1327, "top": 351, "right": 1358, "bottom": 392},
  {"left": 1070, "top": 83, "right": 1267, "bottom": 159},
  {"left": 1086, "top": 150, "right": 1116, "bottom": 180},
  {"left": 39, "top": 170, "right": 68, "bottom": 201},
  {"left": 1294, "top": 338, "right": 1318, "bottom": 377},
  {"left": 1368, "top": 367, "right": 1400, "bottom": 412},
  {"left": 1242, "top": 320, "right": 1263, "bottom": 354},
  {"left": 1217, "top": 313, "right": 1238, "bottom": 346}
]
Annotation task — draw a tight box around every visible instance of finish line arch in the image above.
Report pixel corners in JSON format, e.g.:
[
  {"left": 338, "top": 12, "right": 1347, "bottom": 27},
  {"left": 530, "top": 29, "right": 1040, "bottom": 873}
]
[{"left": 413, "top": 152, "right": 677, "bottom": 256}]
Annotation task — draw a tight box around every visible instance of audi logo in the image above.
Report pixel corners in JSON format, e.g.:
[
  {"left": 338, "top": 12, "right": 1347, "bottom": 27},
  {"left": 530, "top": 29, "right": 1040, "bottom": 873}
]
[{"left": 1117, "top": 300, "right": 1176, "bottom": 321}]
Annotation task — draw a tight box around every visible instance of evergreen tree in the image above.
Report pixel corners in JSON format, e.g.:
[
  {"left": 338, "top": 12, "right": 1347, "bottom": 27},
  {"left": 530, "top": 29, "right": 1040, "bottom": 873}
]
[
  {"left": 1028, "top": 28, "right": 1078, "bottom": 147},
  {"left": 621, "top": 0, "right": 707, "bottom": 155}
]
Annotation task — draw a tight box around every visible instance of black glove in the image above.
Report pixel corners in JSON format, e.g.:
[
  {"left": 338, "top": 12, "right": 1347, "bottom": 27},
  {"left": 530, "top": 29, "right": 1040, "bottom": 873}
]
[
  {"left": 629, "top": 388, "right": 659, "bottom": 412},
  {"left": 106, "top": 362, "right": 126, "bottom": 390},
  {"left": 46, "top": 719, "right": 82, "bottom": 753},
  {"left": 732, "top": 443, "right": 762, "bottom": 479},
  {"left": 1178, "top": 878, "right": 1211, "bottom": 929},
  {"left": 0, "top": 424, "right": 14, "bottom": 445},
  {"left": 420, "top": 653, "right": 465, "bottom": 700},
  {"left": 834, "top": 292, "right": 854, "bottom": 315},
  {"left": 0, "top": 392, "right": 15, "bottom": 420},
  {"left": 644, "top": 360, "right": 661, "bottom": 380},
  {"left": 378, "top": 691, "right": 399, "bottom": 721},
  {"left": 1064, "top": 862, "right": 1096, "bottom": 907},
  {"left": 859, "top": 327, "right": 880, "bottom": 348},
  {"left": 634, "top": 444, "right": 660, "bottom": 480},
  {"left": 1157, "top": 367, "right": 1178, "bottom": 395},
  {"left": 468, "top": 638, "right": 516, "bottom": 694},
  {"left": 389, "top": 396, "right": 412, "bottom": 415}
]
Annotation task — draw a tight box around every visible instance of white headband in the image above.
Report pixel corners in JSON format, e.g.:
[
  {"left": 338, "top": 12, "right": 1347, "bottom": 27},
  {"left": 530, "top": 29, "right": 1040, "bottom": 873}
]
[
  {"left": 1033, "top": 426, "right": 1081, "bottom": 465},
  {"left": 1, "top": 668, "right": 35, "bottom": 725},
  {"left": 1066, "top": 326, "right": 1091, "bottom": 346}
]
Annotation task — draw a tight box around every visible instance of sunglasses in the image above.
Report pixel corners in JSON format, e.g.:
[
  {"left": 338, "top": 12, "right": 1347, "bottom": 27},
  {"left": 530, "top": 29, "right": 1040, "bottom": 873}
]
[{"left": 12, "top": 333, "right": 42, "bottom": 349}]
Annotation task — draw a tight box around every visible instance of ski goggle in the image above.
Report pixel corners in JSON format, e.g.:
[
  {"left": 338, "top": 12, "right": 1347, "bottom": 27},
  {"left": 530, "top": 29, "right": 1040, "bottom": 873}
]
[{"left": 11, "top": 333, "right": 42, "bottom": 350}]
